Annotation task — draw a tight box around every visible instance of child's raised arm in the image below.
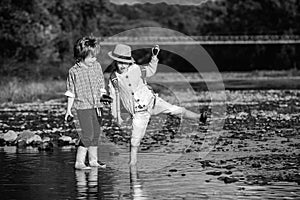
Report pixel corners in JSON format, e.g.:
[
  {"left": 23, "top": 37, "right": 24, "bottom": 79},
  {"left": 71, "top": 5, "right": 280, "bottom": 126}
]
[{"left": 144, "top": 45, "right": 160, "bottom": 77}]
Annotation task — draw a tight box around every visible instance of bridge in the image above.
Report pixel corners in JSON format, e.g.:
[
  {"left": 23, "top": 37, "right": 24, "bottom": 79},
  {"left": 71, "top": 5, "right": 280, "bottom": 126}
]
[{"left": 99, "top": 35, "right": 300, "bottom": 45}]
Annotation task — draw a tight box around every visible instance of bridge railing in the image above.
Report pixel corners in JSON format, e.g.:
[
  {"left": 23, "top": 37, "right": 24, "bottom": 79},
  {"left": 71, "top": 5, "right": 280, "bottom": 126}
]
[{"left": 98, "top": 35, "right": 300, "bottom": 45}]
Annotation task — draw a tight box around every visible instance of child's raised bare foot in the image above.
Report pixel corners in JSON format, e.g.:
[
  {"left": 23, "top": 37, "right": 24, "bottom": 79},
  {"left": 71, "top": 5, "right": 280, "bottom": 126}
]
[{"left": 199, "top": 110, "right": 208, "bottom": 124}]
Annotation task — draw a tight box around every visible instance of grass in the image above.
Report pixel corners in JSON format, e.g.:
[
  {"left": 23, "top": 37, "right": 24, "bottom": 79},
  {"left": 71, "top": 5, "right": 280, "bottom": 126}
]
[
  {"left": 0, "top": 77, "right": 66, "bottom": 103},
  {"left": 1, "top": 69, "right": 299, "bottom": 103}
]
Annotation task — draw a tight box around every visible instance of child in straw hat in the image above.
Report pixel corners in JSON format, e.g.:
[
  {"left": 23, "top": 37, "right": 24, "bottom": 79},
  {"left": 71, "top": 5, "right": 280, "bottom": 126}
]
[{"left": 108, "top": 44, "right": 207, "bottom": 166}]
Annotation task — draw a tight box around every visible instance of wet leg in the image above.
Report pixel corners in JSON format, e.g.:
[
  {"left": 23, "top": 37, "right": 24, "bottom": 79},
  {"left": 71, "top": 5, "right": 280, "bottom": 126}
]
[
  {"left": 130, "top": 145, "right": 139, "bottom": 166},
  {"left": 130, "top": 112, "right": 150, "bottom": 166}
]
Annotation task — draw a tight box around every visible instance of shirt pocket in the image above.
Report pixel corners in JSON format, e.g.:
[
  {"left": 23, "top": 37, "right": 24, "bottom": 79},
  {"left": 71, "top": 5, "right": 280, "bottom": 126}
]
[{"left": 133, "top": 86, "right": 154, "bottom": 112}]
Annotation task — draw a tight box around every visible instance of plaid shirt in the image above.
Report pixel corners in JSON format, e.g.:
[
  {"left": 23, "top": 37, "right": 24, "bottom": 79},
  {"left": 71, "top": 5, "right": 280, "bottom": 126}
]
[{"left": 65, "top": 61, "right": 106, "bottom": 110}]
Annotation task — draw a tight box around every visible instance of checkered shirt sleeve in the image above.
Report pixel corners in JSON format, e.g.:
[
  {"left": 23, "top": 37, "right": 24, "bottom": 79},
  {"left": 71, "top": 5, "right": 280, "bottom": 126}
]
[{"left": 65, "top": 69, "right": 75, "bottom": 98}]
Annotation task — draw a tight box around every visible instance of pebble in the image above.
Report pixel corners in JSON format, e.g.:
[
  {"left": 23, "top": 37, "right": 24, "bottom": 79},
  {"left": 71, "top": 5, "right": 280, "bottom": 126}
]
[
  {"left": 251, "top": 162, "right": 262, "bottom": 168},
  {"left": 0, "top": 139, "right": 5, "bottom": 146},
  {"left": 17, "top": 140, "right": 27, "bottom": 148},
  {"left": 225, "top": 164, "right": 236, "bottom": 170},
  {"left": 218, "top": 176, "right": 239, "bottom": 184},
  {"left": 38, "top": 142, "right": 54, "bottom": 151},
  {"left": 206, "top": 171, "right": 222, "bottom": 176},
  {"left": 42, "top": 137, "right": 51, "bottom": 142},
  {"left": 26, "top": 135, "right": 42, "bottom": 144},
  {"left": 58, "top": 135, "right": 72, "bottom": 146},
  {"left": 58, "top": 136, "right": 72, "bottom": 143}
]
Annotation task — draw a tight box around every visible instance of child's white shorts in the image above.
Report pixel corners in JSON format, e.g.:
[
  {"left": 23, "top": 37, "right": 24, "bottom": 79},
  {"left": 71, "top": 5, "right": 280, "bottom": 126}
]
[{"left": 131, "top": 97, "right": 184, "bottom": 146}]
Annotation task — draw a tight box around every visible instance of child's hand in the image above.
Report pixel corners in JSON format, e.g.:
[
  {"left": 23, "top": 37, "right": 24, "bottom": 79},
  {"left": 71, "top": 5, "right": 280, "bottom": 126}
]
[
  {"left": 65, "top": 110, "right": 74, "bottom": 122},
  {"left": 100, "top": 94, "right": 113, "bottom": 105},
  {"left": 199, "top": 111, "right": 208, "bottom": 124},
  {"left": 152, "top": 45, "right": 160, "bottom": 56},
  {"left": 117, "top": 117, "right": 123, "bottom": 126}
]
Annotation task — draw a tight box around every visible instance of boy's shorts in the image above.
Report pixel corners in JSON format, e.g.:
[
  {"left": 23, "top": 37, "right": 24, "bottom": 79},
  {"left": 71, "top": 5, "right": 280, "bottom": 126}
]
[
  {"left": 131, "top": 97, "right": 184, "bottom": 146},
  {"left": 151, "top": 97, "right": 184, "bottom": 116},
  {"left": 77, "top": 108, "right": 102, "bottom": 147}
]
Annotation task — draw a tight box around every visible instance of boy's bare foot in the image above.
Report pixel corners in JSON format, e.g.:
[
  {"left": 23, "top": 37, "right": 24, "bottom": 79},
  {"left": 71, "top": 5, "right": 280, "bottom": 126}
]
[{"left": 199, "top": 110, "right": 208, "bottom": 124}]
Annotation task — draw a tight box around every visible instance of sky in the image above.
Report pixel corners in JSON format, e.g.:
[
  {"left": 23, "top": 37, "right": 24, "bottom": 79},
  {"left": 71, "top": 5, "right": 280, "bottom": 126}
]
[{"left": 110, "top": 0, "right": 218, "bottom": 6}]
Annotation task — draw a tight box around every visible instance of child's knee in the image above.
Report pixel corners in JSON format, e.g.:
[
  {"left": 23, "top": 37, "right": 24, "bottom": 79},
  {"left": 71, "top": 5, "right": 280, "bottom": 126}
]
[{"left": 81, "top": 136, "right": 98, "bottom": 147}]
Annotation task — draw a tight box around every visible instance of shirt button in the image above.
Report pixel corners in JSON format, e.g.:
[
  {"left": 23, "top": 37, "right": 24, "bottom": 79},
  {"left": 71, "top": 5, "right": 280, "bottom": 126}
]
[
  {"left": 126, "top": 75, "right": 129, "bottom": 78},
  {"left": 129, "top": 83, "right": 131, "bottom": 86},
  {"left": 132, "top": 92, "right": 134, "bottom": 95}
]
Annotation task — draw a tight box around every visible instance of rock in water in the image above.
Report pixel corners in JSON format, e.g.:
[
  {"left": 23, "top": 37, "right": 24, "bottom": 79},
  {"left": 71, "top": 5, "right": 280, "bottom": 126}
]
[
  {"left": 206, "top": 171, "right": 222, "bottom": 176},
  {"left": 58, "top": 135, "right": 73, "bottom": 146},
  {"left": 218, "top": 176, "right": 239, "bottom": 184},
  {"left": 26, "top": 135, "right": 42, "bottom": 145},
  {"left": 16, "top": 130, "right": 35, "bottom": 142},
  {"left": 0, "top": 138, "right": 5, "bottom": 146},
  {"left": 2, "top": 131, "right": 18, "bottom": 142},
  {"left": 42, "top": 137, "right": 51, "bottom": 142},
  {"left": 38, "top": 142, "right": 54, "bottom": 151},
  {"left": 17, "top": 140, "right": 27, "bottom": 148}
]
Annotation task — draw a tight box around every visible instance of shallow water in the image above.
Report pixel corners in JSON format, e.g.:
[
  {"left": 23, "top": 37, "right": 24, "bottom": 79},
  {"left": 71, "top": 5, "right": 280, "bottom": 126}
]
[
  {"left": 1, "top": 146, "right": 299, "bottom": 200},
  {"left": 1, "top": 89, "right": 300, "bottom": 199}
]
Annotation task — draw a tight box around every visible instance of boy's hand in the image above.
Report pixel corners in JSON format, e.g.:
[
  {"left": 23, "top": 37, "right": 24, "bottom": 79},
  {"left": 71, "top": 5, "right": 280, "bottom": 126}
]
[
  {"left": 152, "top": 45, "right": 160, "bottom": 56},
  {"left": 116, "top": 117, "right": 123, "bottom": 126},
  {"left": 199, "top": 111, "right": 208, "bottom": 124},
  {"left": 101, "top": 94, "right": 113, "bottom": 105},
  {"left": 65, "top": 110, "right": 74, "bottom": 122}
]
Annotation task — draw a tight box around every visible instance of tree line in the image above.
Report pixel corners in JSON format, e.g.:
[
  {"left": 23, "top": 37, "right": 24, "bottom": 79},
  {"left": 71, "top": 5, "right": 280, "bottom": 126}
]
[{"left": 0, "top": 0, "right": 299, "bottom": 79}]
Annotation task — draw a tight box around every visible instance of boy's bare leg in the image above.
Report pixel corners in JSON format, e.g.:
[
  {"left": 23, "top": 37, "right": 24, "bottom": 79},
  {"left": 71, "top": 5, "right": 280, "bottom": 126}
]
[
  {"left": 130, "top": 113, "right": 150, "bottom": 166},
  {"left": 182, "top": 108, "right": 201, "bottom": 120},
  {"left": 129, "top": 145, "right": 138, "bottom": 166}
]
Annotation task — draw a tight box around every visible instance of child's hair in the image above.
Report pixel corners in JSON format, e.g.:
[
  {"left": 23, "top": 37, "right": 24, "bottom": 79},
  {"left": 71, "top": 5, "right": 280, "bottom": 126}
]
[
  {"left": 112, "top": 60, "right": 132, "bottom": 71},
  {"left": 74, "top": 36, "right": 100, "bottom": 63}
]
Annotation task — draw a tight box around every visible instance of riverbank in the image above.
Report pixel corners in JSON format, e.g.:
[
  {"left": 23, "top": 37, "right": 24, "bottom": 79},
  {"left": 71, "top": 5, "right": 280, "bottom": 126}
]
[{"left": 1, "top": 70, "right": 300, "bottom": 103}]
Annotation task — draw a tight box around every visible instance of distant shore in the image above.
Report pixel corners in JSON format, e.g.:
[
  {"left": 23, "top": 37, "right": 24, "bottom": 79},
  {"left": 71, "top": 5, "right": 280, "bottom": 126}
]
[{"left": 1, "top": 70, "right": 300, "bottom": 103}]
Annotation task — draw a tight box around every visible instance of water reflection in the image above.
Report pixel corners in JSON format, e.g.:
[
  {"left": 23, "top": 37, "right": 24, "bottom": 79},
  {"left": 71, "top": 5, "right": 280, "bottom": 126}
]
[
  {"left": 74, "top": 164, "right": 148, "bottom": 200},
  {"left": 75, "top": 168, "right": 98, "bottom": 200},
  {"left": 1, "top": 146, "right": 299, "bottom": 200},
  {"left": 130, "top": 165, "right": 147, "bottom": 200}
]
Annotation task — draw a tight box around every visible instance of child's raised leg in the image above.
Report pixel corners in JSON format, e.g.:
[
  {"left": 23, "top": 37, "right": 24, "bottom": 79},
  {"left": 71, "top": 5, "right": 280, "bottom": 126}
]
[{"left": 181, "top": 108, "right": 200, "bottom": 119}]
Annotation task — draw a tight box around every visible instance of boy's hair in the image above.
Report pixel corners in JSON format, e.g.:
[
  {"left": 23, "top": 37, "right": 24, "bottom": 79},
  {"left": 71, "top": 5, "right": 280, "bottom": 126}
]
[
  {"left": 74, "top": 36, "right": 100, "bottom": 63},
  {"left": 112, "top": 60, "right": 132, "bottom": 70}
]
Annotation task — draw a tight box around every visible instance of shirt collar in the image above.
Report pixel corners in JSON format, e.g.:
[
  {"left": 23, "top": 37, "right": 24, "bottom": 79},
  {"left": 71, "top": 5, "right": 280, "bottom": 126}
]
[{"left": 77, "top": 62, "right": 94, "bottom": 69}]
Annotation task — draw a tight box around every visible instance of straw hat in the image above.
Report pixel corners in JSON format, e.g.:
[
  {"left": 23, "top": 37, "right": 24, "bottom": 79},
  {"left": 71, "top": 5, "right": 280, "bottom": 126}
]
[{"left": 108, "top": 44, "right": 135, "bottom": 63}]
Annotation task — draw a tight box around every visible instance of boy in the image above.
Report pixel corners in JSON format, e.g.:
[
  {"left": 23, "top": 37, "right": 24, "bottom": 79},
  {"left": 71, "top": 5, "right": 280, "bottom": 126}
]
[
  {"left": 64, "top": 36, "right": 110, "bottom": 170},
  {"left": 108, "top": 44, "right": 207, "bottom": 165}
]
